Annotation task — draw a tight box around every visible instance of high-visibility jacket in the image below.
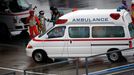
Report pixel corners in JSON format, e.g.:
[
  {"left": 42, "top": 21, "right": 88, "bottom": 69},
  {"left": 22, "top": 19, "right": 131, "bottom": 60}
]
[{"left": 26, "top": 16, "right": 42, "bottom": 28}]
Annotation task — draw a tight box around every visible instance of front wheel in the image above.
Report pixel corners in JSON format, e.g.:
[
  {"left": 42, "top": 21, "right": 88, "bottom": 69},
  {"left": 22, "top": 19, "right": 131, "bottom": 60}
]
[
  {"left": 32, "top": 50, "right": 48, "bottom": 63},
  {"left": 107, "top": 50, "right": 124, "bottom": 63}
]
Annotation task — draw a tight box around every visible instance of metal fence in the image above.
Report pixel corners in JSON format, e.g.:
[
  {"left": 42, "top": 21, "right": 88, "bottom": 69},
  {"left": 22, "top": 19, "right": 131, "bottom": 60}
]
[
  {"left": 84, "top": 47, "right": 134, "bottom": 75},
  {"left": 24, "top": 58, "right": 79, "bottom": 75},
  {"left": 1, "top": 71, "right": 16, "bottom": 75}
]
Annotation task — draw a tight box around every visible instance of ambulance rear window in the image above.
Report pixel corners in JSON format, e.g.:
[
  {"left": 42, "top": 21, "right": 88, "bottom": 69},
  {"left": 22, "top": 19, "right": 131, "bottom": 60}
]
[
  {"left": 92, "top": 26, "right": 124, "bottom": 38},
  {"left": 128, "top": 23, "right": 134, "bottom": 37}
]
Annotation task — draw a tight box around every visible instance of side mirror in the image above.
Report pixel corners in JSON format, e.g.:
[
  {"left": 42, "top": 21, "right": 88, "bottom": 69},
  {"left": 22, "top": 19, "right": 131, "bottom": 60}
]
[{"left": 44, "top": 34, "right": 48, "bottom": 39}]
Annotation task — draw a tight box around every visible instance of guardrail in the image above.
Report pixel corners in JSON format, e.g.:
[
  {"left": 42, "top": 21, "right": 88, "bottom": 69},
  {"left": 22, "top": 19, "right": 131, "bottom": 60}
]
[
  {"left": 84, "top": 47, "right": 134, "bottom": 75},
  {"left": 24, "top": 58, "right": 79, "bottom": 75},
  {"left": 1, "top": 71, "right": 16, "bottom": 75},
  {"left": 87, "top": 63, "right": 134, "bottom": 75}
]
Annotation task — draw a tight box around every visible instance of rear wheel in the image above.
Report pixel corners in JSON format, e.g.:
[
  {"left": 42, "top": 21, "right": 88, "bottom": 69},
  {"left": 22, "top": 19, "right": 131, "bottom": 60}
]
[
  {"left": 107, "top": 49, "right": 125, "bottom": 63},
  {"left": 32, "top": 50, "right": 48, "bottom": 63}
]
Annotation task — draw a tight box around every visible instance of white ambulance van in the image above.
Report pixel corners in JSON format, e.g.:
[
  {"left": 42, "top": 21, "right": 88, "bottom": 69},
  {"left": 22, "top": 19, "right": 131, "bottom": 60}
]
[{"left": 26, "top": 9, "right": 134, "bottom": 63}]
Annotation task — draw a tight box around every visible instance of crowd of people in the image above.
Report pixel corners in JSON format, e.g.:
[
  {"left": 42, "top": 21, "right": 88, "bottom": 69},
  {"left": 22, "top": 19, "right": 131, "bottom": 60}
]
[{"left": 26, "top": 6, "right": 63, "bottom": 39}]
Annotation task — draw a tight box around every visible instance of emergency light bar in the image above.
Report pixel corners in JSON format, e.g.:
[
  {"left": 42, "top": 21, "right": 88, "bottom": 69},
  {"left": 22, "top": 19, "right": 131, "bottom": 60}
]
[{"left": 110, "top": 13, "right": 120, "bottom": 20}]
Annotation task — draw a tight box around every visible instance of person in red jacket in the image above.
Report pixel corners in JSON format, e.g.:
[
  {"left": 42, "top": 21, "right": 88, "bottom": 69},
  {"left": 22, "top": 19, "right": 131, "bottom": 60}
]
[{"left": 26, "top": 10, "right": 41, "bottom": 39}]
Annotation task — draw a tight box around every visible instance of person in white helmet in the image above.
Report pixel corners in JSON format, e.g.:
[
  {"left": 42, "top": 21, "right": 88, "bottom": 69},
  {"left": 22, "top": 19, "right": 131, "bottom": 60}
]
[{"left": 38, "top": 10, "right": 50, "bottom": 33}]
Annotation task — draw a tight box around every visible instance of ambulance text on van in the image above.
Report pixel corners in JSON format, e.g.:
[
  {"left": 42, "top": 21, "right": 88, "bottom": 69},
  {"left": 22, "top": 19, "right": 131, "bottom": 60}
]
[{"left": 72, "top": 18, "right": 109, "bottom": 23}]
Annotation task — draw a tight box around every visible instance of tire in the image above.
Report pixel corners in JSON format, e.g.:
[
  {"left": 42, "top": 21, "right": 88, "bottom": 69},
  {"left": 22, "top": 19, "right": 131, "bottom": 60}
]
[
  {"left": 32, "top": 50, "right": 48, "bottom": 63},
  {"left": 107, "top": 49, "right": 123, "bottom": 63}
]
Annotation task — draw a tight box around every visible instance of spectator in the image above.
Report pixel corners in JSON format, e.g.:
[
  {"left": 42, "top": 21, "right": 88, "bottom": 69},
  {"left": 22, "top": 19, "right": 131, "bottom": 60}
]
[
  {"left": 50, "top": 6, "right": 63, "bottom": 26},
  {"left": 117, "top": 0, "right": 129, "bottom": 11}
]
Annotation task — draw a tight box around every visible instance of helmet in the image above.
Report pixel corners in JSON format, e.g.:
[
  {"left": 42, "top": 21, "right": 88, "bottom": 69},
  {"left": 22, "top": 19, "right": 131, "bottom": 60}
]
[
  {"left": 50, "top": 6, "right": 55, "bottom": 10},
  {"left": 50, "top": 6, "right": 58, "bottom": 11},
  {"left": 29, "top": 10, "right": 34, "bottom": 15},
  {"left": 39, "top": 10, "right": 44, "bottom": 15}
]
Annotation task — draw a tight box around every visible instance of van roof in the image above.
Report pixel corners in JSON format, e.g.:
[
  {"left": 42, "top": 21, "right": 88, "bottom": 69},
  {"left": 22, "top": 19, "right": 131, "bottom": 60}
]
[
  {"left": 60, "top": 9, "right": 126, "bottom": 18},
  {"left": 57, "top": 9, "right": 131, "bottom": 25}
]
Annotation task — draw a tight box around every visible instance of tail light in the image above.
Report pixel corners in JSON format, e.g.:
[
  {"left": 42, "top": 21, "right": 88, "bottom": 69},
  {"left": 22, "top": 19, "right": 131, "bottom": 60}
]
[
  {"left": 110, "top": 13, "right": 120, "bottom": 20},
  {"left": 56, "top": 19, "right": 68, "bottom": 24},
  {"left": 129, "top": 41, "right": 132, "bottom": 48},
  {"left": 27, "top": 44, "right": 33, "bottom": 48}
]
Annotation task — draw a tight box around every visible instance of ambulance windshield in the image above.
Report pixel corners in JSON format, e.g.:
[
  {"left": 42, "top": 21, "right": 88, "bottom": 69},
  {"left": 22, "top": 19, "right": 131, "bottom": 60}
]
[
  {"left": 128, "top": 23, "right": 134, "bottom": 37},
  {"left": 0, "top": 0, "right": 30, "bottom": 13},
  {"left": 9, "top": 0, "right": 30, "bottom": 12}
]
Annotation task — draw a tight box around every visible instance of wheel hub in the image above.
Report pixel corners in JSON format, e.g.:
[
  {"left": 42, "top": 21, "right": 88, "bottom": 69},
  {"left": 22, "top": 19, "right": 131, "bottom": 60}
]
[
  {"left": 110, "top": 53, "right": 119, "bottom": 61},
  {"left": 34, "top": 53, "right": 42, "bottom": 61}
]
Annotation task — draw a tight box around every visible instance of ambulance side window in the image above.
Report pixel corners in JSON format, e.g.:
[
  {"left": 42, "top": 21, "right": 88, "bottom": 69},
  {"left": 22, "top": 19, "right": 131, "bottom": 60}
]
[
  {"left": 92, "top": 26, "right": 124, "bottom": 38},
  {"left": 47, "top": 26, "right": 66, "bottom": 38},
  {"left": 69, "top": 27, "right": 89, "bottom": 38}
]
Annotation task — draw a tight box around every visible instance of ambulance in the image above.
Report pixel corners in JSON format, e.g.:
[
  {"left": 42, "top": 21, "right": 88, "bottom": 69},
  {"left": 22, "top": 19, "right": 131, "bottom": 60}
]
[
  {"left": 26, "top": 9, "right": 134, "bottom": 63},
  {"left": 0, "top": 0, "right": 31, "bottom": 40}
]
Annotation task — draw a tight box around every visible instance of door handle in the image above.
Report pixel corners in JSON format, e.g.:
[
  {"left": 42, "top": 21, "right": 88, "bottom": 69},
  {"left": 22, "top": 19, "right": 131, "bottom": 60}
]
[{"left": 70, "top": 40, "right": 72, "bottom": 44}]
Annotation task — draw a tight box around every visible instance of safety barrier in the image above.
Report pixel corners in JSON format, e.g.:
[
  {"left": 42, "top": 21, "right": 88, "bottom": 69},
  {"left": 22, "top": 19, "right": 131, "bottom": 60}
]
[
  {"left": 84, "top": 47, "right": 134, "bottom": 75},
  {"left": 1, "top": 71, "right": 16, "bottom": 75},
  {"left": 87, "top": 63, "right": 134, "bottom": 75},
  {"left": 24, "top": 58, "right": 79, "bottom": 75}
]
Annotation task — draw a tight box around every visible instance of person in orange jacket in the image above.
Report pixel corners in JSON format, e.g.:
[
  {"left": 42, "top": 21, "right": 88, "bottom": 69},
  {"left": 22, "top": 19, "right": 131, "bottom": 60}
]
[{"left": 26, "top": 10, "right": 41, "bottom": 39}]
